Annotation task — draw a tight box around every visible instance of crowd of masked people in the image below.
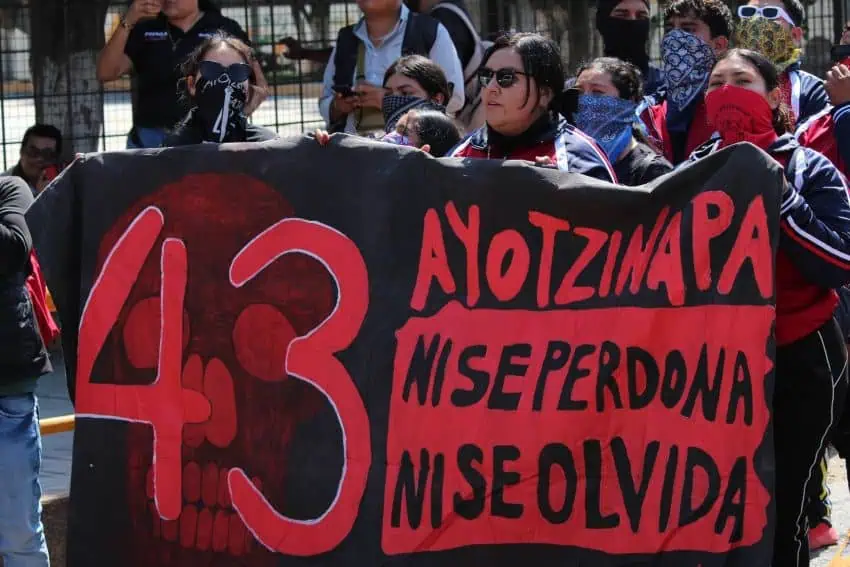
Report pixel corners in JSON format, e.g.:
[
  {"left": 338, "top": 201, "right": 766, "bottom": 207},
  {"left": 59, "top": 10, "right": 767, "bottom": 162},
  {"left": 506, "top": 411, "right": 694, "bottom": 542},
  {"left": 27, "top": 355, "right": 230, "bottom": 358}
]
[{"left": 4, "top": 0, "right": 850, "bottom": 565}]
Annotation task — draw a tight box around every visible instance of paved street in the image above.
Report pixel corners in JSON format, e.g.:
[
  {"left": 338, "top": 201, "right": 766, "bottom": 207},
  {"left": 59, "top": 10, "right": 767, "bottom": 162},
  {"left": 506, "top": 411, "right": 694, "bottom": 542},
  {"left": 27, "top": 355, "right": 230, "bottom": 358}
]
[{"left": 36, "top": 348, "right": 73, "bottom": 497}]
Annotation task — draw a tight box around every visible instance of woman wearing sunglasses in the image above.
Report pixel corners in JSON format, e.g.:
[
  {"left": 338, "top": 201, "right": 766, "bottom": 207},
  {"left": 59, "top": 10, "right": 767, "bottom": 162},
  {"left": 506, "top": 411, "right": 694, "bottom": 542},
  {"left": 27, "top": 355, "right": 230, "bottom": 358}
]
[
  {"left": 163, "top": 33, "right": 277, "bottom": 146},
  {"left": 448, "top": 33, "right": 617, "bottom": 183},
  {"left": 689, "top": 48, "right": 850, "bottom": 567},
  {"left": 574, "top": 57, "right": 672, "bottom": 186},
  {"left": 735, "top": 1, "right": 829, "bottom": 125}
]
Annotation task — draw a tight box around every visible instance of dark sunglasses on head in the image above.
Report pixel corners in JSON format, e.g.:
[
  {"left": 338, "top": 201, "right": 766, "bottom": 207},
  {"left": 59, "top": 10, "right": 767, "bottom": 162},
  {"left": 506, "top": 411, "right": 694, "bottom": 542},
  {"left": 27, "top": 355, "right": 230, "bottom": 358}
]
[
  {"left": 23, "top": 146, "right": 57, "bottom": 161},
  {"left": 198, "top": 61, "right": 252, "bottom": 83},
  {"left": 477, "top": 67, "right": 528, "bottom": 89}
]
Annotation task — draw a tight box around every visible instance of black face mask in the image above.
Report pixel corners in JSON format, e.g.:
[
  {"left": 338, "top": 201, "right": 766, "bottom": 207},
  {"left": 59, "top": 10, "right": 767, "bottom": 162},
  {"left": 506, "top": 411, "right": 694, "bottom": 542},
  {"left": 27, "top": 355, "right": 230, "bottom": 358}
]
[
  {"left": 597, "top": 17, "right": 651, "bottom": 71},
  {"left": 193, "top": 73, "right": 248, "bottom": 143}
]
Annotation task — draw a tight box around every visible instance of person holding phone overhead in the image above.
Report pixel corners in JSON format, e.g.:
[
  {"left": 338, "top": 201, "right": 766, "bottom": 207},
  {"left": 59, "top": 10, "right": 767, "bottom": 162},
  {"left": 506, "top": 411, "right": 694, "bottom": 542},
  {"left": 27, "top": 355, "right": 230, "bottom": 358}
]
[{"left": 96, "top": 0, "right": 268, "bottom": 149}]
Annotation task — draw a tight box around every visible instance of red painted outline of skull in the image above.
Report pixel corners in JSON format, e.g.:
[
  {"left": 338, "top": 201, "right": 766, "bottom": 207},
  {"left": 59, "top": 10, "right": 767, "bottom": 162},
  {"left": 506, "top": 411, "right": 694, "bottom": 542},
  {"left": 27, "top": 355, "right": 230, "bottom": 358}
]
[{"left": 89, "top": 173, "right": 336, "bottom": 565}]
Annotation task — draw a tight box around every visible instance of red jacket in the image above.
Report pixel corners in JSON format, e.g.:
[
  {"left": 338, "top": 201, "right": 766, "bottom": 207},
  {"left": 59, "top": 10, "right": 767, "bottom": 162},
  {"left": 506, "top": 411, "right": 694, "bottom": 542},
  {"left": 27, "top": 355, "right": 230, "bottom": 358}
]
[
  {"left": 640, "top": 98, "right": 715, "bottom": 165},
  {"left": 795, "top": 104, "right": 850, "bottom": 180},
  {"left": 26, "top": 251, "right": 59, "bottom": 347}
]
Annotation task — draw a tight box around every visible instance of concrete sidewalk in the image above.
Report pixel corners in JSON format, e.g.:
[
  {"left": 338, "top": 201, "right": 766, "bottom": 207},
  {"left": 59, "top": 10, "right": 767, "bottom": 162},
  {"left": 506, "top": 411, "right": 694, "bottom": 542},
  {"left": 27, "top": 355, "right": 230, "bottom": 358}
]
[{"left": 36, "top": 348, "right": 73, "bottom": 497}]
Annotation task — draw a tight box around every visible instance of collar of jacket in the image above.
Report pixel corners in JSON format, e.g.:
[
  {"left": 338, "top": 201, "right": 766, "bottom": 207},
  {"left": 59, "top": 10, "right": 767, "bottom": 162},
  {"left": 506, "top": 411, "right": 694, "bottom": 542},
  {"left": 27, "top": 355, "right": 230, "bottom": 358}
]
[{"left": 470, "top": 113, "right": 560, "bottom": 155}]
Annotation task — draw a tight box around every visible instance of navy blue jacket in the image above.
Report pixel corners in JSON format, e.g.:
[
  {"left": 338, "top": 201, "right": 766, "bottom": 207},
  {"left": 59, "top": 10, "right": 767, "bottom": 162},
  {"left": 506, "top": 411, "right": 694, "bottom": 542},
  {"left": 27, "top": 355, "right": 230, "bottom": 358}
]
[
  {"left": 795, "top": 103, "right": 850, "bottom": 177},
  {"left": 786, "top": 64, "right": 830, "bottom": 126},
  {"left": 691, "top": 135, "right": 850, "bottom": 343},
  {"left": 450, "top": 115, "right": 618, "bottom": 183}
]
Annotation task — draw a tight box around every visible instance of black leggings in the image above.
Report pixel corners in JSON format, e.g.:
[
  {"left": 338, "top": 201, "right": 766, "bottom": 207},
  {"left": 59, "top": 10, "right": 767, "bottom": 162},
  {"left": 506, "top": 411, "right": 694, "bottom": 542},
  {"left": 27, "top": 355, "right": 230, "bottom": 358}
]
[{"left": 773, "top": 317, "right": 848, "bottom": 567}]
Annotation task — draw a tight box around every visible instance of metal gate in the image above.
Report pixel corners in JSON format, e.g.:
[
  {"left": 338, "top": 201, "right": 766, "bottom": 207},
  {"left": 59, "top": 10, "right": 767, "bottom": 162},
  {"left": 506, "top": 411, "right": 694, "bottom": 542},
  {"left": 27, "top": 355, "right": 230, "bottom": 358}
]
[{"left": 0, "top": 0, "right": 843, "bottom": 168}]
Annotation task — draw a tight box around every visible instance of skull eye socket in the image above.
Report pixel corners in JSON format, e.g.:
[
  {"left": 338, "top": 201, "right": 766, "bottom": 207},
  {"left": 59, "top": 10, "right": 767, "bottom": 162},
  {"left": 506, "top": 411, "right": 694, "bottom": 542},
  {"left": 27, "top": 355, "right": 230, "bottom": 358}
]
[
  {"left": 232, "top": 303, "right": 296, "bottom": 382},
  {"left": 123, "top": 297, "right": 191, "bottom": 369}
]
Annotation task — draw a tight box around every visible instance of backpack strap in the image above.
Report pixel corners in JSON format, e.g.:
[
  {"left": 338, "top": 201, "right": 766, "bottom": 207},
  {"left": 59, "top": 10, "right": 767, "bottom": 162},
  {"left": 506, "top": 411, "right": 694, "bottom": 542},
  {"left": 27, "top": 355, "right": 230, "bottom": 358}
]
[
  {"left": 429, "top": 1, "right": 483, "bottom": 80},
  {"left": 401, "top": 12, "right": 439, "bottom": 57},
  {"left": 333, "top": 24, "right": 360, "bottom": 88}
]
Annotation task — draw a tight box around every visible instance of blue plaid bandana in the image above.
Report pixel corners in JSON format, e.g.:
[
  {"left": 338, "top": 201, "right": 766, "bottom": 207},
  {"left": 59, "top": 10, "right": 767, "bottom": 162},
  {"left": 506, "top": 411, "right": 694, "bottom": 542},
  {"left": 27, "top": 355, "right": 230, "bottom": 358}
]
[
  {"left": 574, "top": 94, "right": 637, "bottom": 162},
  {"left": 661, "top": 29, "right": 716, "bottom": 110}
]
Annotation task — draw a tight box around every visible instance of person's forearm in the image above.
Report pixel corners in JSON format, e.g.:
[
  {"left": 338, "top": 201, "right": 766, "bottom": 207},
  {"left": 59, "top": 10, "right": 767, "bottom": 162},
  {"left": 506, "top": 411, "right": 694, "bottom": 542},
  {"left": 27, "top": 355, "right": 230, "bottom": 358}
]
[{"left": 97, "top": 25, "right": 131, "bottom": 82}]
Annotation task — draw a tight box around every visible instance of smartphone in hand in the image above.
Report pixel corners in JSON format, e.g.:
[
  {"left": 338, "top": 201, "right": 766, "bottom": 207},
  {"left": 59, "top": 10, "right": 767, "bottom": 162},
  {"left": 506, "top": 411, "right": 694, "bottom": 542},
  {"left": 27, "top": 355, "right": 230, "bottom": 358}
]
[{"left": 332, "top": 85, "right": 356, "bottom": 98}]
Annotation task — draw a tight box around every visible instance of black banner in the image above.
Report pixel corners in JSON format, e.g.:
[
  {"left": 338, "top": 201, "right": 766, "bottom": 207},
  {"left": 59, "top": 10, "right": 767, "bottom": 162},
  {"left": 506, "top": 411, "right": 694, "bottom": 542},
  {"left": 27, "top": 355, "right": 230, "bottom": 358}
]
[{"left": 27, "top": 137, "right": 782, "bottom": 566}]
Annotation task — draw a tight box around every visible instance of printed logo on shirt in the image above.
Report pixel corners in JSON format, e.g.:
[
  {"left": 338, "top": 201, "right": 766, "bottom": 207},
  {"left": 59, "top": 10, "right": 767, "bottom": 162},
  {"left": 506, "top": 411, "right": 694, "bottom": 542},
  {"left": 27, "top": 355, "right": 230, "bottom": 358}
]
[{"left": 144, "top": 31, "right": 169, "bottom": 41}]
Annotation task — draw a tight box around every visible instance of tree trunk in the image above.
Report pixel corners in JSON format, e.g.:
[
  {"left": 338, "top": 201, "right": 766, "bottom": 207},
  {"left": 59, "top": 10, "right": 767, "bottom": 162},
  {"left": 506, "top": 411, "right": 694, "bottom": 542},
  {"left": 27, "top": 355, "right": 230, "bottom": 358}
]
[
  {"left": 29, "top": 0, "right": 109, "bottom": 159},
  {"left": 307, "top": 0, "right": 331, "bottom": 47},
  {"left": 564, "top": 0, "right": 590, "bottom": 71}
]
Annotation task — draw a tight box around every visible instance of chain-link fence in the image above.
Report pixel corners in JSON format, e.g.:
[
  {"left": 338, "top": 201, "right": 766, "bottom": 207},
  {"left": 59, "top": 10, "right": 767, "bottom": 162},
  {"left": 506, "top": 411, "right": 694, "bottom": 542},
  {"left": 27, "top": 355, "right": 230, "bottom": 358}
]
[{"left": 0, "top": 0, "right": 844, "bottom": 169}]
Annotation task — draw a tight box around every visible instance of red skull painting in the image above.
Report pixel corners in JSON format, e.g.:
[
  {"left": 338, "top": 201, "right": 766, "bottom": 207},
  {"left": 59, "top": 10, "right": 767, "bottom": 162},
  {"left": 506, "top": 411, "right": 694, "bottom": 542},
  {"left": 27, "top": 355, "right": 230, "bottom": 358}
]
[{"left": 75, "top": 173, "right": 355, "bottom": 565}]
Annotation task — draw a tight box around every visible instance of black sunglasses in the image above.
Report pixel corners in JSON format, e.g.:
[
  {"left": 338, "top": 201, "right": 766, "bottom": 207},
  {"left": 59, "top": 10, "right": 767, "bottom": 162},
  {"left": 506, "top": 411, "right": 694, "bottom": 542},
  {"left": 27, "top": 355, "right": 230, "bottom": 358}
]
[
  {"left": 23, "top": 146, "right": 57, "bottom": 161},
  {"left": 198, "top": 61, "right": 252, "bottom": 84},
  {"left": 477, "top": 67, "right": 528, "bottom": 89}
]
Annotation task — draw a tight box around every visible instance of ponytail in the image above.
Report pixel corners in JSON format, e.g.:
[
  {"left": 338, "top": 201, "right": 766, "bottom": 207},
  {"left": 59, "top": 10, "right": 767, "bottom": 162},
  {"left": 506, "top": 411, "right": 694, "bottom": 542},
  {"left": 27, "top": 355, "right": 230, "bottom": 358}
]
[
  {"left": 772, "top": 103, "right": 794, "bottom": 135},
  {"left": 551, "top": 88, "right": 580, "bottom": 125}
]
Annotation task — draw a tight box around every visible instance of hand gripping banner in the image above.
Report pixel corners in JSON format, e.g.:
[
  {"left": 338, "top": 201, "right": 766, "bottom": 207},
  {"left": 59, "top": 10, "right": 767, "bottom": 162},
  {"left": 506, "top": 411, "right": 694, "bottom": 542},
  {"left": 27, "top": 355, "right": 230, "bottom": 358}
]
[{"left": 27, "top": 137, "right": 781, "bottom": 566}]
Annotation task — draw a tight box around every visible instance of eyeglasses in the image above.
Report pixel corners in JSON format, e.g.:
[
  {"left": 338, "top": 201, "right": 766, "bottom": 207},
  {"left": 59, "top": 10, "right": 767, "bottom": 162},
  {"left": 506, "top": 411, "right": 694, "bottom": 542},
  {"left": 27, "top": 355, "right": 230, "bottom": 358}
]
[
  {"left": 23, "top": 146, "right": 57, "bottom": 161},
  {"left": 477, "top": 67, "right": 528, "bottom": 89},
  {"left": 198, "top": 61, "right": 252, "bottom": 84},
  {"left": 737, "top": 5, "right": 796, "bottom": 26}
]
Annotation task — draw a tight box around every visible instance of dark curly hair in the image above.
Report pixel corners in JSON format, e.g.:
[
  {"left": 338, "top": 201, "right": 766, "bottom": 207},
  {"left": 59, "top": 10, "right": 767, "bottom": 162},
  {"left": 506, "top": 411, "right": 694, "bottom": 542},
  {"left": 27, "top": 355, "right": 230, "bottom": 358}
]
[
  {"left": 663, "top": 0, "right": 735, "bottom": 38},
  {"left": 775, "top": 0, "right": 805, "bottom": 26},
  {"left": 407, "top": 109, "right": 463, "bottom": 157},
  {"left": 576, "top": 57, "right": 644, "bottom": 102}
]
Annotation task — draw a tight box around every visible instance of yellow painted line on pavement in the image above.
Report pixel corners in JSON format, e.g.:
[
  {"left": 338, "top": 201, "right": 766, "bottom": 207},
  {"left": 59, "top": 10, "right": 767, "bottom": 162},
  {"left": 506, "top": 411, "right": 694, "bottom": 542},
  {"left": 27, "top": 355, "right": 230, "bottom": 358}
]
[{"left": 831, "top": 533, "right": 850, "bottom": 566}]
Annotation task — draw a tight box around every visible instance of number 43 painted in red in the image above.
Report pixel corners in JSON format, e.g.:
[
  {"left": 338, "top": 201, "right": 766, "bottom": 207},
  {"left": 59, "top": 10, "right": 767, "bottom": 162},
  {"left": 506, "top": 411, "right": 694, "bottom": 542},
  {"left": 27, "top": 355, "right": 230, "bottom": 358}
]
[{"left": 75, "top": 207, "right": 372, "bottom": 557}]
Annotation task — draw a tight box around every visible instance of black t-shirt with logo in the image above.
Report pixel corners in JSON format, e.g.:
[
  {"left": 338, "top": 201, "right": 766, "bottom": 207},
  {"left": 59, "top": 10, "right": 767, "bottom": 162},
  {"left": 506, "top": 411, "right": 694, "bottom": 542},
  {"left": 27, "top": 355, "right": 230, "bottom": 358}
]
[{"left": 124, "top": 11, "right": 250, "bottom": 130}]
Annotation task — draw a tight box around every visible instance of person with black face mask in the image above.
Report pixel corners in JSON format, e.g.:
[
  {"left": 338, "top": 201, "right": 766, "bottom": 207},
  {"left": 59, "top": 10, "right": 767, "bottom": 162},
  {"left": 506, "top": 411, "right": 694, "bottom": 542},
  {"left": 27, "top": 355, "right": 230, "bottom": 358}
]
[
  {"left": 163, "top": 33, "right": 277, "bottom": 146},
  {"left": 595, "top": 0, "right": 664, "bottom": 98}
]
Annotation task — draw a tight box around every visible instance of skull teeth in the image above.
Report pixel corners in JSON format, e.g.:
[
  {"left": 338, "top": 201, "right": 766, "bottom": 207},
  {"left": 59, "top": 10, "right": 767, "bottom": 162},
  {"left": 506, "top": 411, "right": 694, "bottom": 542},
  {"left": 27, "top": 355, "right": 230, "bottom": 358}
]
[{"left": 146, "top": 462, "right": 262, "bottom": 554}]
